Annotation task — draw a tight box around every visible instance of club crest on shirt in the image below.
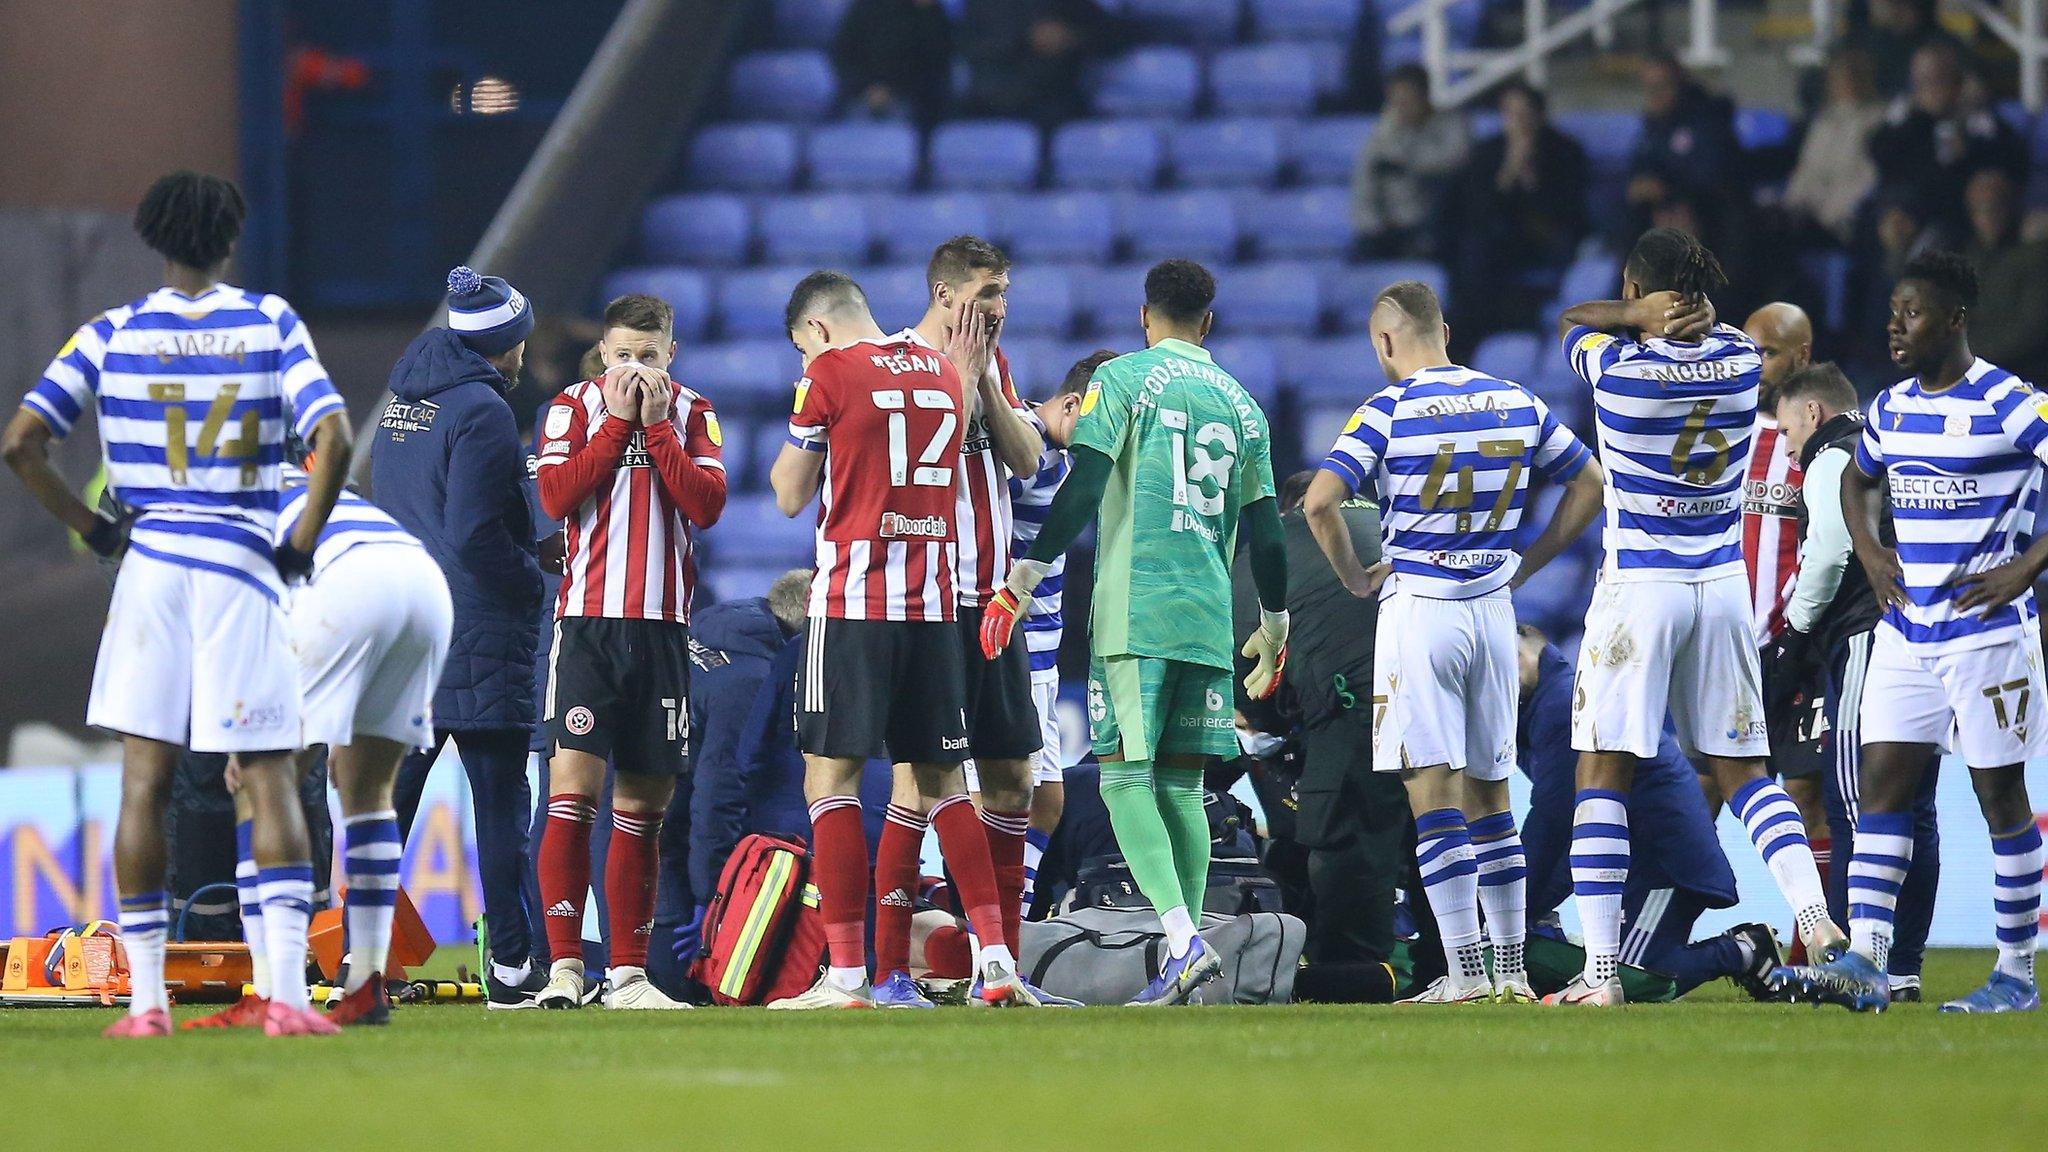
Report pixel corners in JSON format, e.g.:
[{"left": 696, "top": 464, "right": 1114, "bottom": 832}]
[{"left": 1944, "top": 412, "right": 1972, "bottom": 437}]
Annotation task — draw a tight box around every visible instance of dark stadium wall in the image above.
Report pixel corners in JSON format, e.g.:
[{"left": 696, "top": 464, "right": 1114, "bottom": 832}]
[{"left": 0, "top": 0, "right": 239, "bottom": 747}]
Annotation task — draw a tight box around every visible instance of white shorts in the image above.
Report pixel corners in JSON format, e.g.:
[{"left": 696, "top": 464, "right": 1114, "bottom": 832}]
[
  {"left": 88, "top": 550, "right": 300, "bottom": 753},
  {"left": 1031, "top": 670, "right": 1064, "bottom": 784},
  {"left": 1372, "top": 589, "right": 1518, "bottom": 781},
  {"left": 1859, "top": 623, "right": 2048, "bottom": 767},
  {"left": 1572, "top": 574, "right": 1767, "bottom": 760},
  {"left": 290, "top": 544, "right": 453, "bottom": 749}
]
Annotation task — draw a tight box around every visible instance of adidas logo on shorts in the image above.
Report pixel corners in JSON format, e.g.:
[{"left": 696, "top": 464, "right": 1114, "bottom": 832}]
[{"left": 545, "top": 900, "right": 579, "bottom": 918}]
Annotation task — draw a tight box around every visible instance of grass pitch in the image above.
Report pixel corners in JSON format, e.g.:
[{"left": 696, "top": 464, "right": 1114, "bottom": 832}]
[{"left": 6, "top": 949, "right": 2040, "bottom": 1150}]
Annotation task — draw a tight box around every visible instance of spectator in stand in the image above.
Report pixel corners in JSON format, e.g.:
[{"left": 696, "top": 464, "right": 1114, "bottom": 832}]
[
  {"left": 1868, "top": 42, "right": 2026, "bottom": 236},
  {"left": 1349, "top": 64, "right": 1468, "bottom": 259},
  {"left": 831, "top": 0, "right": 954, "bottom": 129},
  {"left": 959, "top": 0, "right": 1126, "bottom": 127},
  {"left": 1624, "top": 53, "right": 1744, "bottom": 244},
  {"left": 1781, "top": 47, "right": 1887, "bottom": 245},
  {"left": 1849, "top": 0, "right": 1970, "bottom": 98},
  {"left": 1443, "top": 80, "right": 1588, "bottom": 352},
  {"left": 1849, "top": 187, "right": 1948, "bottom": 368},
  {"left": 1960, "top": 169, "right": 2048, "bottom": 380}
]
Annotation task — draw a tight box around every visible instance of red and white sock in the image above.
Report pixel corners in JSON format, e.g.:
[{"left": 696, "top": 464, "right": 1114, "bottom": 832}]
[
  {"left": 873, "top": 804, "right": 926, "bottom": 980},
  {"left": 981, "top": 806, "right": 1030, "bottom": 955},
  {"left": 931, "top": 795, "right": 1012, "bottom": 974},
  {"left": 539, "top": 795, "right": 595, "bottom": 965},
  {"left": 606, "top": 809, "right": 662, "bottom": 981},
  {"left": 808, "top": 795, "right": 870, "bottom": 991}
]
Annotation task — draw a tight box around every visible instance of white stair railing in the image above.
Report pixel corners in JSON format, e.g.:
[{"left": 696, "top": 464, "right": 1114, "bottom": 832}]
[{"left": 1389, "top": 0, "right": 1722, "bottom": 109}]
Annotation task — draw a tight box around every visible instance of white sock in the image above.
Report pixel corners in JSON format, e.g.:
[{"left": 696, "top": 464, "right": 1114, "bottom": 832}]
[
  {"left": 976, "top": 941, "right": 1018, "bottom": 977},
  {"left": 1470, "top": 810, "right": 1527, "bottom": 980},
  {"left": 233, "top": 823, "right": 269, "bottom": 1000},
  {"left": 1571, "top": 790, "right": 1629, "bottom": 985},
  {"left": 1732, "top": 777, "right": 1830, "bottom": 937},
  {"left": 342, "top": 810, "right": 401, "bottom": 995},
  {"left": 118, "top": 891, "right": 169, "bottom": 1015},
  {"left": 1159, "top": 905, "right": 1197, "bottom": 959},
  {"left": 257, "top": 864, "right": 315, "bottom": 1010},
  {"left": 1847, "top": 812, "right": 1912, "bottom": 972},
  {"left": 827, "top": 965, "right": 868, "bottom": 992},
  {"left": 1992, "top": 820, "right": 2043, "bottom": 984},
  {"left": 1416, "top": 809, "right": 1486, "bottom": 984},
  {"left": 609, "top": 963, "right": 646, "bottom": 988},
  {"left": 492, "top": 958, "right": 532, "bottom": 987}
]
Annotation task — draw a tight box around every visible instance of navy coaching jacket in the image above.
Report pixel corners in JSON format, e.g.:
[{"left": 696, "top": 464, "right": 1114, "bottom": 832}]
[{"left": 372, "top": 328, "right": 544, "bottom": 732}]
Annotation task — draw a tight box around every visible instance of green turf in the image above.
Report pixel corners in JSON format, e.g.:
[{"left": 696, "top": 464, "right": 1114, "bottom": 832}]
[{"left": 6, "top": 949, "right": 2039, "bottom": 1150}]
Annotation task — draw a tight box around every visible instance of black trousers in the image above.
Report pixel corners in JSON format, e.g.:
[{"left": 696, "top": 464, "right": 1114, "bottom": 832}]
[
  {"left": 1297, "top": 706, "right": 1409, "bottom": 966},
  {"left": 395, "top": 727, "right": 541, "bottom": 968}
]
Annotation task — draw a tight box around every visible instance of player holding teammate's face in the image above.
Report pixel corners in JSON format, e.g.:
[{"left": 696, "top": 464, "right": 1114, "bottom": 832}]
[{"left": 1887, "top": 280, "right": 1961, "bottom": 376}]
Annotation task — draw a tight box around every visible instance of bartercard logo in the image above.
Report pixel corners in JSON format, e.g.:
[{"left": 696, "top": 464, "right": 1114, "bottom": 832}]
[{"left": 880, "top": 511, "right": 948, "bottom": 538}]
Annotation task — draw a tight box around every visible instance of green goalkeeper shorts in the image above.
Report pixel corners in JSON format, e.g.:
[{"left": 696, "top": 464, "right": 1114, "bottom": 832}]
[{"left": 1087, "top": 654, "right": 1235, "bottom": 762}]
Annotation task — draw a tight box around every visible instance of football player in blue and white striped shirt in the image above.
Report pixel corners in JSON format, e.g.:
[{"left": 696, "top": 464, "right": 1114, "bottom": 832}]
[
  {"left": 1779, "top": 250, "right": 2043, "bottom": 1014},
  {"left": 1, "top": 173, "right": 353, "bottom": 1037},
  {"left": 1552, "top": 229, "right": 1843, "bottom": 1006},
  {"left": 1306, "top": 281, "right": 1605, "bottom": 1004},
  {"left": 1006, "top": 350, "right": 1103, "bottom": 914}
]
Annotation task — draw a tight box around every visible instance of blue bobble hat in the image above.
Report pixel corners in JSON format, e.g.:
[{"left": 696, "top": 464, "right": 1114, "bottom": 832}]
[{"left": 446, "top": 265, "right": 534, "bottom": 356}]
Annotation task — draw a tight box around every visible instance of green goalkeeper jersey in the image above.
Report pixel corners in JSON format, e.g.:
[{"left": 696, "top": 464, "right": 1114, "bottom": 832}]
[{"left": 1071, "top": 338, "right": 1276, "bottom": 670}]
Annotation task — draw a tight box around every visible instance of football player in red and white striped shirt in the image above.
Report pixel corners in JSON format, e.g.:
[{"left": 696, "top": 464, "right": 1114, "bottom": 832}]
[
  {"left": 531, "top": 293, "right": 726, "bottom": 1010},
  {"left": 870, "top": 238, "right": 1059, "bottom": 1008},
  {"left": 1738, "top": 302, "right": 1832, "bottom": 934},
  {"left": 768, "top": 270, "right": 1038, "bottom": 1009}
]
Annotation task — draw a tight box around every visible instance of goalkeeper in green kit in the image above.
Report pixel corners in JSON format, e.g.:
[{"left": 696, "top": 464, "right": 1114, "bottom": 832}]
[{"left": 981, "top": 259, "right": 1290, "bottom": 1006}]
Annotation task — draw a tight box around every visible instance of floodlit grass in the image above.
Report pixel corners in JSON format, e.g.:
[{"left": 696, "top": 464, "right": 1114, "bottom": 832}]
[{"left": 4, "top": 949, "right": 2038, "bottom": 1150}]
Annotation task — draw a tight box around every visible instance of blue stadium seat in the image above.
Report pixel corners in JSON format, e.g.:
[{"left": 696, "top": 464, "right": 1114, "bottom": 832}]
[
  {"left": 928, "top": 120, "right": 1041, "bottom": 190},
  {"left": 640, "top": 194, "right": 752, "bottom": 266},
  {"left": 703, "top": 564, "right": 794, "bottom": 605},
  {"left": 773, "top": 0, "right": 851, "bottom": 48},
  {"left": 1168, "top": 118, "right": 1283, "bottom": 186},
  {"left": 599, "top": 268, "right": 712, "bottom": 342},
  {"left": 874, "top": 192, "right": 995, "bottom": 263},
  {"left": 1119, "top": 191, "right": 1239, "bottom": 261},
  {"left": 1005, "top": 265, "right": 1077, "bottom": 336},
  {"left": 727, "top": 50, "right": 837, "bottom": 120},
  {"left": 1002, "top": 192, "right": 1117, "bottom": 262},
  {"left": 805, "top": 122, "right": 920, "bottom": 191},
  {"left": 1052, "top": 119, "right": 1164, "bottom": 188},
  {"left": 1076, "top": 263, "right": 1155, "bottom": 336},
  {"left": 1543, "top": 245, "right": 1620, "bottom": 331},
  {"left": 1281, "top": 335, "right": 1380, "bottom": 408},
  {"left": 704, "top": 412, "right": 754, "bottom": 486},
  {"left": 1290, "top": 116, "right": 1374, "bottom": 184},
  {"left": 1210, "top": 45, "right": 1319, "bottom": 115},
  {"left": 1325, "top": 261, "right": 1447, "bottom": 331},
  {"left": 1214, "top": 261, "right": 1323, "bottom": 334},
  {"left": 1207, "top": 336, "right": 1282, "bottom": 408},
  {"left": 1246, "top": 187, "right": 1351, "bottom": 257},
  {"left": 1471, "top": 331, "right": 1543, "bottom": 384},
  {"left": 1734, "top": 107, "right": 1792, "bottom": 152},
  {"left": 1122, "top": 0, "right": 1245, "bottom": 43},
  {"left": 1525, "top": 364, "right": 1590, "bottom": 430},
  {"left": 715, "top": 267, "right": 811, "bottom": 339},
  {"left": 709, "top": 494, "right": 816, "bottom": 563},
  {"left": 997, "top": 337, "right": 1057, "bottom": 392},
  {"left": 1092, "top": 47, "right": 1203, "bottom": 117},
  {"left": 689, "top": 340, "right": 800, "bottom": 400},
  {"left": 1250, "top": 0, "right": 1363, "bottom": 39},
  {"left": 759, "top": 195, "right": 871, "bottom": 264},
  {"left": 860, "top": 265, "right": 934, "bottom": 328},
  {"left": 688, "top": 123, "right": 801, "bottom": 191},
  {"left": 1553, "top": 110, "right": 1641, "bottom": 172}
]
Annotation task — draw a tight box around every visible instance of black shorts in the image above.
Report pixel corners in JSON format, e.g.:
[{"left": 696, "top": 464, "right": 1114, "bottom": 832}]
[
  {"left": 955, "top": 614, "right": 1042, "bottom": 761},
  {"left": 797, "top": 617, "right": 967, "bottom": 763},
  {"left": 545, "top": 616, "right": 690, "bottom": 775},
  {"left": 1769, "top": 680, "right": 1828, "bottom": 781}
]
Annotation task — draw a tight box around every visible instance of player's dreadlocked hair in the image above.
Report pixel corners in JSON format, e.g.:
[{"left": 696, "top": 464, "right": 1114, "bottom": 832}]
[
  {"left": 133, "top": 171, "right": 246, "bottom": 270},
  {"left": 1901, "top": 248, "right": 1979, "bottom": 312},
  {"left": 1623, "top": 227, "right": 1727, "bottom": 299}
]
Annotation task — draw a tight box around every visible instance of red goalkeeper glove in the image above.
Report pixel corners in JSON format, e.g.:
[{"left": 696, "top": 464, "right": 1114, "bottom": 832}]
[{"left": 980, "top": 558, "right": 1050, "bottom": 660}]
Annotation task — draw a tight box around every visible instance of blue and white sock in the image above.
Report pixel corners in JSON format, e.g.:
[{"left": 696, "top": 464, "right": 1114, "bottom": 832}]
[
  {"left": 1991, "top": 820, "right": 2042, "bottom": 985},
  {"left": 1570, "top": 790, "right": 1629, "bottom": 985},
  {"left": 1470, "top": 810, "right": 1528, "bottom": 980},
  {"left": 117, "top": 890, "right": 169, "bottom": 1015},
  {"left": 234, "top": 819, "right": 269, "bottom": 1000},
  {"left": 343, "top": 810, "right": 402, "bottom": 994},
  {"left": 1847, "top": 811, "right": 1912, "bottom": 973},
  {"left": 257, "top": 863, "right": 315, "bottom": 1010},
  {"left": 1731, "top": 776, "right": 1831, "bottom": 943},
  {"left": 1022, "top": 827, "right": 1051, "bottom": 918},
  {"left": 1415, "top": 808, "right": 1485, "bottom": 984}
]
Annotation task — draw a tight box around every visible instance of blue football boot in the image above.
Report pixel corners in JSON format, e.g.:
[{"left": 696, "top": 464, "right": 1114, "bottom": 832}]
[
  {"left": 1128, "top": 936, "right": 1221, "bottom": 1007},
  {"left": 872, "top": 970, "right": 938, "bottom": 1009},
  {"left": 1767, "top": 950, "right": 1889, "bottom": 1012},
  {"left": 1939, "top": 971, "right": 2039, "bottom": 1014}
]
